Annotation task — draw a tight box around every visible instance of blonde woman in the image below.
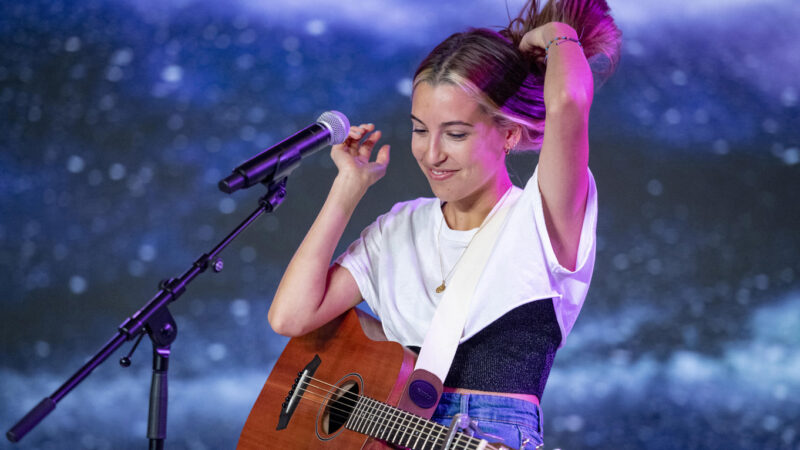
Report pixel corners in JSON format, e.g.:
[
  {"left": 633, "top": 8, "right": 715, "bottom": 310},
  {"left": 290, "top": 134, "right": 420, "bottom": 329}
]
[{"left": 268, "top": 0, "right": 621, "bottom": 446}]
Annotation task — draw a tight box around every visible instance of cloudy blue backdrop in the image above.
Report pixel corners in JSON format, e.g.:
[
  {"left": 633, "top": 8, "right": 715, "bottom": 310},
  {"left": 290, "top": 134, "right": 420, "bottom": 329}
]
[{"left": 1, "top": 0, "right": 798, "bottom": 449}]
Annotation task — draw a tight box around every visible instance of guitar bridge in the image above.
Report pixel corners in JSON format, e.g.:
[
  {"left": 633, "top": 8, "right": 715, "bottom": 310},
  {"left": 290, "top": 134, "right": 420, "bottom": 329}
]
[{"left": 277, "top": 354, "right": 321, "bottom": 430}]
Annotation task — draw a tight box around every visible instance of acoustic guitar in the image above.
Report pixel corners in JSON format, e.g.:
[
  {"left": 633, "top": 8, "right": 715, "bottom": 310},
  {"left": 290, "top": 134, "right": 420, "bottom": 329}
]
[{"left": 238, "top": 308, "right": 515, "bottom": 450}]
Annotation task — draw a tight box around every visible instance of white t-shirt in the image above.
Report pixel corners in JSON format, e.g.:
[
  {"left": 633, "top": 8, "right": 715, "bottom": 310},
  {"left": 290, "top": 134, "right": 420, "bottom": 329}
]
[{"left": 336, "top": 166, "right": 597, "bottom": 349}]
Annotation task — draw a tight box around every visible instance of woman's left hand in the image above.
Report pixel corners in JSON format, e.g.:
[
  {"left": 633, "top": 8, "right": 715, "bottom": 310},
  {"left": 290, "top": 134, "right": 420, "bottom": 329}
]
[{"left": 518, "top": 22, "right": 577, "bottom": 54}]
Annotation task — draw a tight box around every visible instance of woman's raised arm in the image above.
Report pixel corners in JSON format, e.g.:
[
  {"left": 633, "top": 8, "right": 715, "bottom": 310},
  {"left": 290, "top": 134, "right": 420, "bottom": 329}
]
[
  {"left": 268, "top": 124, "right": 390, "bottom": 336},
  {"left": 521, "top": 22, "right": 594, "bottom": 271}
]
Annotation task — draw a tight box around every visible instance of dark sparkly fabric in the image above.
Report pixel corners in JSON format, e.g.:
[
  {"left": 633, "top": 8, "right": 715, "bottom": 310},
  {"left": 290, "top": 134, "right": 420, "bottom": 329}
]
[{"left": 410, "top": 299, "right": 561, "bottom": 399}]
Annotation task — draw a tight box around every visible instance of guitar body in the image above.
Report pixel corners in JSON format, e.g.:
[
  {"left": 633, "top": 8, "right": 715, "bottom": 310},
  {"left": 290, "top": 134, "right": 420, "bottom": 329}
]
[{"left": 238, "top": 309, "right": 418, "bottom": 449}]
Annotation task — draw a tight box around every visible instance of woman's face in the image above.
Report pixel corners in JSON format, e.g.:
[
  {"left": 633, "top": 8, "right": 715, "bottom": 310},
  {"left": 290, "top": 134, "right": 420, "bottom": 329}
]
[{"left": 411, "top": 82, "right": 511, "bottom": 206}]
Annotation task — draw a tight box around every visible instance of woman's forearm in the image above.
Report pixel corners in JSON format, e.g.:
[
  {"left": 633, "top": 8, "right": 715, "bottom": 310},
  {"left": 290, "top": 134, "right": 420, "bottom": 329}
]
[
  {"left": 267, "top": 174, "right": 366, "bottom": 335},
  {"left": 541, "top": 23, "right": 594, "bottom": 115}
]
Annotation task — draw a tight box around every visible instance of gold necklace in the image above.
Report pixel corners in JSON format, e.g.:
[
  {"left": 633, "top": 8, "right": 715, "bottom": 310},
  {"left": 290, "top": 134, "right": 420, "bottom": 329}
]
[{"left": 434, "top": 188, "right": 513, "bottom": 294}]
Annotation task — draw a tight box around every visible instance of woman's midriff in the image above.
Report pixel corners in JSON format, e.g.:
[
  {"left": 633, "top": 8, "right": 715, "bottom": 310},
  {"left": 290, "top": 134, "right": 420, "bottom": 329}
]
[{"left": 442, "top": 386, "right": 540, "bottom": 406}]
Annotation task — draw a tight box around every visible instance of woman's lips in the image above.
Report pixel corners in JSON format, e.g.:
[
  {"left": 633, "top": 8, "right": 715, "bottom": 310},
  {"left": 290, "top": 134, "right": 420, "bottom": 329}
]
[{"left": 428, "top": 168, "right": 457, "bottom": 181}]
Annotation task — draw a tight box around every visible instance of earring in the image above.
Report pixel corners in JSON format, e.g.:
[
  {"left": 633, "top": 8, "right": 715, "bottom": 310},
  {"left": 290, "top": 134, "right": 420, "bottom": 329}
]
[{"left": 504, "top": 146, "right": 510, "bottom": 155}]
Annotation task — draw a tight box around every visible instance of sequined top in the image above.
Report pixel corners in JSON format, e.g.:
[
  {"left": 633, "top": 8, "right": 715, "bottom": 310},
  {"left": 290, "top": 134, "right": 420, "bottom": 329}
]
[{"left": 411, "top": 299, "right": 561, "bottom": 399}]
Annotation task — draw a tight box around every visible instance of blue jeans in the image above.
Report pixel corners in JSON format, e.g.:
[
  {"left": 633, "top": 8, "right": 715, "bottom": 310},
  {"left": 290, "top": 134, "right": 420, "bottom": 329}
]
[{"left": 431, "top": 393, "right": 544, "bottom": 449}]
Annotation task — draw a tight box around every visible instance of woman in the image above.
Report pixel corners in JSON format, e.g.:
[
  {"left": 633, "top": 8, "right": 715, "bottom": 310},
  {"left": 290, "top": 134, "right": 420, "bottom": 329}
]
[{"left": 268, "top": 0, "right": 621, "bottom": 447}]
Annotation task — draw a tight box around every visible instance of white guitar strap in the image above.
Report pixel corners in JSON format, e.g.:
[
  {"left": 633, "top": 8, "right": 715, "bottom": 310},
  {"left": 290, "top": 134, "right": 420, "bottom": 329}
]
[{"left": 414, "top": 187, "right": 521, "bottom": 382}]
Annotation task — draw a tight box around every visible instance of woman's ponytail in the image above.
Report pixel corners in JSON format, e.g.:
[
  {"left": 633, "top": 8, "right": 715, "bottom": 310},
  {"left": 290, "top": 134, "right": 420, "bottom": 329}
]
[{"left": 503, "top": 0, "right": 622, "bottom": 81}]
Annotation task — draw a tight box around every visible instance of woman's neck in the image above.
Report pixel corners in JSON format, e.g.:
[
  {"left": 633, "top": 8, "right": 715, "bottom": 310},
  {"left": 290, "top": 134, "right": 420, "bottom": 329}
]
[{"left": 442, "top": 176, "right": 512, "bottom": 230}]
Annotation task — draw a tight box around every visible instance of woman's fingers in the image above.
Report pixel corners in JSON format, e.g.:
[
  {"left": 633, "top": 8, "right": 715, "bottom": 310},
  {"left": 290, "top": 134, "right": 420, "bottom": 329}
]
[
  {"left": 330, "top": 122, "right": 390, "bottom": 187},
  {"left": 363, "top": 144, "right": 390, "bottom": 184},
  {"left": 519, "top": 26, "right": 550, "bottom": 52},
  {"left": 343, "top": 123, "right": 375, "bottom": 155},
  {"left": 334, "top": 122, "right": 388, "bottom": 167},
  {"left": 375, "top": 144, "right": 390, "bottom": 166},
  {"left": 343, "top": 123, "right": 382, "bottom": 160},
  {"left": 346, "top": 124, "right": 373, "bottom": 140},
  {"left": 358, "top": 130, "right": 381, "bottom": 159}
]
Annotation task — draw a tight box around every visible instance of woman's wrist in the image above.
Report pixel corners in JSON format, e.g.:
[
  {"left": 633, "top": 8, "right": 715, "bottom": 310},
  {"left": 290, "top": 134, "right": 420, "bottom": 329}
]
[
  {"left": 331, "top": 173, "right": 369, "bottom": 208},
  {"left": 540, "top": 22, "right": 578, "bottom": 45},
  {"left": 519, "top": 22, "right": 579, "bottom": 55}
]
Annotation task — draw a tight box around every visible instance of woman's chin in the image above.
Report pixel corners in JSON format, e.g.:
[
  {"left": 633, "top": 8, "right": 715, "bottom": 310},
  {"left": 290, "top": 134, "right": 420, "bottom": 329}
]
[
  {"left": 428, "top": 184, "right": 452, "bottom": 202},
  {"left": 433, "top": 191, "right": 465, "bottom": 206}
]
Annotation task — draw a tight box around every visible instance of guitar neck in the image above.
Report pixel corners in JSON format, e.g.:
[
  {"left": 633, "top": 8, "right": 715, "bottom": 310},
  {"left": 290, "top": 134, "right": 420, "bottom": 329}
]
[{"left": 345, "top": 395, "right": 491, "bottom": 450}]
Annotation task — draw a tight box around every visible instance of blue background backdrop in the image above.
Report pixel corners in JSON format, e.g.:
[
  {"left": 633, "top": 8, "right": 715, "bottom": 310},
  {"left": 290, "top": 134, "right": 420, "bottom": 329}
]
[{"left": 1, "top": 0, "right": 798, "bottom": 448}]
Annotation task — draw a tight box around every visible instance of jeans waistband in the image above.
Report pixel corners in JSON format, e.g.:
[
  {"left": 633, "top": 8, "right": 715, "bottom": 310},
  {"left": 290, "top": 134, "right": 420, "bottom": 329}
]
[{"left": 434, "top": 392, "right": 543, "bottom": 436}]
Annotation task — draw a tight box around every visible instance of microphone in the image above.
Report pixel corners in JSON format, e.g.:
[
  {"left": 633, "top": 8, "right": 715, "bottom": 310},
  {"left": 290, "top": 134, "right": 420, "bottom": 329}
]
[{"left": 218, "top": 110, "right": 350, "bottom": 193}]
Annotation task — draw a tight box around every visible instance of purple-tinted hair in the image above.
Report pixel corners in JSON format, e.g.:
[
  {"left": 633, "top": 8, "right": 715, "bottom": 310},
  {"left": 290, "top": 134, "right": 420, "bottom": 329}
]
[{"left": 413, "top": 0, "right": 622, "bottom": 151}]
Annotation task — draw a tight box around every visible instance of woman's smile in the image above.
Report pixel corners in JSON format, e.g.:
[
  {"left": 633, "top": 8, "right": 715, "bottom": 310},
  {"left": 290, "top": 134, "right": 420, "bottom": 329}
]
[{"left": 428, "top": 167, "right": 459, "bottom": 180}]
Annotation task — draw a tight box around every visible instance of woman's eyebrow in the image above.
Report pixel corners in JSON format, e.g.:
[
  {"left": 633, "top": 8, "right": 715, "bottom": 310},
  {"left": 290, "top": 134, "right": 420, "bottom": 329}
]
[
  {"left": 410, "top": 114, "right": 473, "bottom": 128},
  {"left": 442, "top": 120, "right": 474, "bottom": 127}
]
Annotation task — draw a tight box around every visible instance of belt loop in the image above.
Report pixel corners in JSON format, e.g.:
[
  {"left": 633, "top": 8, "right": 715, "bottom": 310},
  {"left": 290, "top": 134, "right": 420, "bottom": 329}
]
[
  {"left": 536, "top": 403, "right": 544, "bottom": 438},
  {"left": 460, "top": 393, "right": 470, "bottom": 415}
]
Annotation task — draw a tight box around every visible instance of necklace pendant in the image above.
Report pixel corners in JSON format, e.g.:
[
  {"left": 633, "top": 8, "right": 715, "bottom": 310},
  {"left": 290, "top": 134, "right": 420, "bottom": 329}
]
[{"left": 435, "top": 282, "right": 446, "bottom": 294}]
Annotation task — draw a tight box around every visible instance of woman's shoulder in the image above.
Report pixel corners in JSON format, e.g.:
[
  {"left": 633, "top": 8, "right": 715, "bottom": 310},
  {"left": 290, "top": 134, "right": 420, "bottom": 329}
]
[
  {"left": 363, "top": 196, "right": 441, "bottom": 241},
  {"left": 380, "top": 196, "right": 440, "bottom": 222}
]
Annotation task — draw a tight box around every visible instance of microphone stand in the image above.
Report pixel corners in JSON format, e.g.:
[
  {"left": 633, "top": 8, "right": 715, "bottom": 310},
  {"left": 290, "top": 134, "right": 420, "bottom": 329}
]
[{"left": 6, "top": 178, "right": 289, "bottom": 448}]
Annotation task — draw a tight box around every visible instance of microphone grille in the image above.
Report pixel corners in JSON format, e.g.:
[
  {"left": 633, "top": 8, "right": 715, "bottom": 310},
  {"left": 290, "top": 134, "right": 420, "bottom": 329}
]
[{"left": 317, "top": 110, "right": 350, "bottom": 145}]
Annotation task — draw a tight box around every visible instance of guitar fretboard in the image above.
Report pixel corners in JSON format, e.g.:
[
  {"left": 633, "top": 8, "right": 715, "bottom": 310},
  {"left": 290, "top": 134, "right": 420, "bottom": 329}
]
[{"left": 344, "top": 396, "right": 487, "bottom": 450}]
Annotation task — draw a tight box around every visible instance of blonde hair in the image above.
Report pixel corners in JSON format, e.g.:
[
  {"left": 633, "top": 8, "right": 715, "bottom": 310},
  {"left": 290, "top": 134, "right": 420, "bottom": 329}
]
[{"left": 413, "top": 0, "right": 622, "bottom": 151}]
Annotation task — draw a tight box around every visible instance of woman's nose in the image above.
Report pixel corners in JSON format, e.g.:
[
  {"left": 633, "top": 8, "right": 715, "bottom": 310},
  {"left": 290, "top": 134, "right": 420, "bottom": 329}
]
[{"left": 424, "top": 136, "right": 445, "bottom": 165}]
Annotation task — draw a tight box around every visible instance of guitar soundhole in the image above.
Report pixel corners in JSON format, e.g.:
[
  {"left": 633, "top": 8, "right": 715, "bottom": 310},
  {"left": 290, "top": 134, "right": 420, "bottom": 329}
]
[
  {"left": 316, "top": 374, "right": 363, "bottom": 440},
  {"left": 327, "top": 381, "right": 358, "bottom": 432}
]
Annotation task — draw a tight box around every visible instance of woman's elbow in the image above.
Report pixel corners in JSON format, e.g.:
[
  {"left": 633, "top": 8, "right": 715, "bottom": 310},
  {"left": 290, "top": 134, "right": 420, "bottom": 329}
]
[
  {"left": 268, "top": 306, "right": 304, "bottom": 337},
  {"left": 546, "top": 88, "right": 592, "bottom": 119}
]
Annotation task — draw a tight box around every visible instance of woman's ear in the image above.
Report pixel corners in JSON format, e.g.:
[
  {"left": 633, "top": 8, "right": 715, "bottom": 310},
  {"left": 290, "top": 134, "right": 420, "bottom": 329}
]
[{"left": 504, "top": 124, "right": 522, "bottom": 151}]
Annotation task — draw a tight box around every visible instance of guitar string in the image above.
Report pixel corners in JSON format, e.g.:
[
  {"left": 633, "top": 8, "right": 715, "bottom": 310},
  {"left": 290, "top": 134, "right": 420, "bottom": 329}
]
[
  {"left": 296, "top": 386, "right": 461, "bottom": 450},
  {"left": 286, "top": 380, "right": 502, "bottom": 450},
  {"left": 291, "top": 378, "right": 483, "bottom": 450},
  {"left": 294, "top": 388, "right": 483, "bottom": 450},
  {"left": 299, "top": 377, "right": 485, "bottom": 450}
]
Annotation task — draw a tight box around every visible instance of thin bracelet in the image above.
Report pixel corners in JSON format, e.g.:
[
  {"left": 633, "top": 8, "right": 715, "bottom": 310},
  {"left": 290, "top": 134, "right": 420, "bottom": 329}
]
[{"left": 544, "top": 36, "right": 582, "bottom": 64}]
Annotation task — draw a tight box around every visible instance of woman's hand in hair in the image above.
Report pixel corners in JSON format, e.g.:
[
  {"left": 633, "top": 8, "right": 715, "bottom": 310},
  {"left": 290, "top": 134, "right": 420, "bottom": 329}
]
[
  {"left": 519, "top": 22, "right": 579, "bottom": 56},
  {"left": 330, "top": 123, "right": 391, "bottom": 193}
]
